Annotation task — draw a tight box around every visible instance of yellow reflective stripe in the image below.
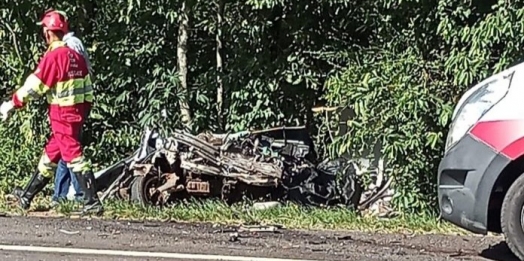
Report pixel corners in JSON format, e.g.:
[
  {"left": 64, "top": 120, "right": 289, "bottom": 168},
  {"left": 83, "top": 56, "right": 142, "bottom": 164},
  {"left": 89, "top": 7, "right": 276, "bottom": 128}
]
[
  {"left": 56, "top": 83, "right": 93, "bottom": 99},
  {"left": 47, "top": 41, "right": 66, "bottom": 53},
  {"left": 48, "top": 91, "right": 94, "bottom": 106},
  {"left": 47, "top": 77, "right": 93, "bottom": 106},
  {"left": 67, "top": 156, "right": 92, "bottom": 173},
  {"left": 16, "top": 74, "right": 50, "bottom": 103},
  {"left": 38, "top": 153, "right": 58, "bottom": 178}
]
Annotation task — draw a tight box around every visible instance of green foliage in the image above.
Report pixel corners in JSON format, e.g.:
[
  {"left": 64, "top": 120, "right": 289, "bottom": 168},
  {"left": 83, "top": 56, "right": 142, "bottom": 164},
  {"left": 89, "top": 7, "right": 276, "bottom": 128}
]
[
  {"left": 324, "top": 48, "right": 453, "bottom": 213},
  {"left": 323, "top": 0, "right": 524, "bottom": 212},
  {"left": 1, "top": 0, "right": 522, "bottom": 213}
]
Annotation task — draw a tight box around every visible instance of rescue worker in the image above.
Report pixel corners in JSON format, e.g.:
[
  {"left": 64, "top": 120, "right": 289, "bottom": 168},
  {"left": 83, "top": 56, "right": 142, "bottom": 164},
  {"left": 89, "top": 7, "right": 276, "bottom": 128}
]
[
  {"left": 37, "top": 9, "right": 92, "bottom": 206},
  {"left": 0, "top": 11, "right": 103, "bottom": 215}
]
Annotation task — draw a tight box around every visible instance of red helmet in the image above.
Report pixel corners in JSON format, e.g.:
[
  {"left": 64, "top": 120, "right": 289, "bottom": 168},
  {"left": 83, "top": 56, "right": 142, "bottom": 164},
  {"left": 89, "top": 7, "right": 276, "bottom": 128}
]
[{"left": 37, "top": 9, "right": 69, "bottom": 34}]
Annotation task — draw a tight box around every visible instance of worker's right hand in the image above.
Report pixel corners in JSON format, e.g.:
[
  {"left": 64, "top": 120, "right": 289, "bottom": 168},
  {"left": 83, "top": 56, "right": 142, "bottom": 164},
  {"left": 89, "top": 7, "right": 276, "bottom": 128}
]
[{"left": 0, "top": 100, "right": 14, "bottom": 121}]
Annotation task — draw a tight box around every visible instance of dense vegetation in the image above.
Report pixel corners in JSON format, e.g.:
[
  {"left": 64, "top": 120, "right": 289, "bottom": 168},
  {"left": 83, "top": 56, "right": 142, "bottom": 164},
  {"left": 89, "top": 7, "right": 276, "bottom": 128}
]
[{"left": 0, "top": 0, "right": 521, "bottom": 213}]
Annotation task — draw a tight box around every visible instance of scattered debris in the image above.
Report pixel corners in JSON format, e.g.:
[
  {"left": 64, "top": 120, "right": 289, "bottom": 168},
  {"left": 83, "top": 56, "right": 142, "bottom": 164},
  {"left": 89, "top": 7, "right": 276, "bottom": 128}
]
[
  {"left": 335, "top": 235, "right": 353, "bottom": 241},
  {"left": 59, "top": 229, "right": 80, "bottom": 235},
  {"left": 252, "top": 201, "right": 281, "bottom": 210},
  {"left": 282, "top": 244, "right": 301, "bottom": 249},
  {"left": 212, "top": 228, "right": 237, "bottom": 234},
  {"left": 229, "top": 232, "right": 239, "bottom": 242},
  {"left": 238, "top": 225, "right": 282, "bottom": 233}
]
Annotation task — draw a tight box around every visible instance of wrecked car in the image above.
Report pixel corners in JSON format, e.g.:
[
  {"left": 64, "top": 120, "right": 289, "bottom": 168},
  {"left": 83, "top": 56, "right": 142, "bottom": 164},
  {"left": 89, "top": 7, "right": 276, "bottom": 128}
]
[{"left": 72, "top": 124, "right": 362, "bottom": 209}]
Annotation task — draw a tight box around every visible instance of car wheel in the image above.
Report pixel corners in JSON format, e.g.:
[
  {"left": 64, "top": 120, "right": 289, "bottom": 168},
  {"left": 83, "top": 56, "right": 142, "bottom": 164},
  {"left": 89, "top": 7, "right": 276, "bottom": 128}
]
[
  {"left": 501, "top": 173, "right": 524, "bottom": 260},
  {"left": 130, "top": 172, "right": 164, "bottom": 207}
]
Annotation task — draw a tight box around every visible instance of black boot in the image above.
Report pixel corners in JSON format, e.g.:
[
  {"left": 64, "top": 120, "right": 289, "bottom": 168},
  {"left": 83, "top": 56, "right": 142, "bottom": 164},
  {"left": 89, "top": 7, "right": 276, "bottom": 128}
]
[
  {"left": 11, "top": 171, "right": 50, "bottom": 210},
  {"left": 73, "top": 170, "right": 104, "bottom": 216}
]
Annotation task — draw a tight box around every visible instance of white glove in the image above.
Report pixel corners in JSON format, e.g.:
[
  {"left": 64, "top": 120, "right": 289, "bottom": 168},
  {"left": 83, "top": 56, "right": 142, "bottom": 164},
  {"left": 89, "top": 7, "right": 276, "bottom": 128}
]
[{"left": 0, "top": 101, "right": 14, "bottom": 121}]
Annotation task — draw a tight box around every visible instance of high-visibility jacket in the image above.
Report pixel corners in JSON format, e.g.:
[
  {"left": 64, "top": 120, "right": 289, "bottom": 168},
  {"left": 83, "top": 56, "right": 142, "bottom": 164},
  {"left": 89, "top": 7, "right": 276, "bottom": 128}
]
[{"left": 12, "top": 41, "right": 93, "bottom": 122}]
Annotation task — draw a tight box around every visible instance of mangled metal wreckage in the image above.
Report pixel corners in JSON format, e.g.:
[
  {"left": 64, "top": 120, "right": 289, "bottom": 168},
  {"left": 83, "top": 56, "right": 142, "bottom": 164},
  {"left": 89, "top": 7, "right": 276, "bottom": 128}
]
[{"left": 85, "top": 126, "right": 362, "bottom": 208}]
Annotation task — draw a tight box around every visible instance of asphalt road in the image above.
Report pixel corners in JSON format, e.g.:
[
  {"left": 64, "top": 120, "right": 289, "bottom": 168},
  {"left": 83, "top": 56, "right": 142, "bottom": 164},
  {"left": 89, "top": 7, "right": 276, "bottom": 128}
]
[{"left": 0, "top": 215, "right": 517, "bottom": 261}]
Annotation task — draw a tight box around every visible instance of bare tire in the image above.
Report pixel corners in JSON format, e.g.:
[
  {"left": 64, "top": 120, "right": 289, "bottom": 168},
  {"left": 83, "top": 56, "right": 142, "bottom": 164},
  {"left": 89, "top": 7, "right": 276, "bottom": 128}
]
[
  {"left": 501, "top": 173, "right": 524, "bottom": 260},
  {"left": 130, "top": 174, "right": 163, "bottom": 207}
]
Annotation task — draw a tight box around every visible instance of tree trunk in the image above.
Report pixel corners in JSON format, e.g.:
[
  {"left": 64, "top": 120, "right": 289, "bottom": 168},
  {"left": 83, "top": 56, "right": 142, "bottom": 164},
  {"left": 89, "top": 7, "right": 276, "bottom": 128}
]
[
  {"left": 216, "top": 0, "right": 225, "bottom": 131},
  {"left": 177, "top": 1, "right": 192, "bottom": 130}
]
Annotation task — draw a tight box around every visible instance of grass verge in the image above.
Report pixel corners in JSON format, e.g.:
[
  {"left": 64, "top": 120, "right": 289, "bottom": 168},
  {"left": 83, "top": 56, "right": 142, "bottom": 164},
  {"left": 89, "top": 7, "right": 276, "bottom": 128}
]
[{"left": 0, "top": 193, "right": 466, "bottom": 235}]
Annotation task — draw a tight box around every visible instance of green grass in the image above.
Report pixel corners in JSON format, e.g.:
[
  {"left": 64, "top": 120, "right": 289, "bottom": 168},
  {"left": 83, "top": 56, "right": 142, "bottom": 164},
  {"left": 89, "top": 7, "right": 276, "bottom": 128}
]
[{"left": 0, "top": 193, "right": 466, "bottom": 235}]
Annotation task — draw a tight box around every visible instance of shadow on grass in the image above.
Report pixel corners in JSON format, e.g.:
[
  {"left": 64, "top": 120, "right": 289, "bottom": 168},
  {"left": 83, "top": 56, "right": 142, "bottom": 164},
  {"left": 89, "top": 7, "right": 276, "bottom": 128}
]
[{"left": 480, "top": 242, "right": 519, "bottom": 261}]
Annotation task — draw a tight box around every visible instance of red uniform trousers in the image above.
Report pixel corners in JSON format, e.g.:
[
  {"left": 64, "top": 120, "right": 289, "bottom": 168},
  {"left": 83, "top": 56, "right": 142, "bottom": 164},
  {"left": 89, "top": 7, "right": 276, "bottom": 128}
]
[{"left": 38, "top": 104, "right": 91, "bottom": 178}]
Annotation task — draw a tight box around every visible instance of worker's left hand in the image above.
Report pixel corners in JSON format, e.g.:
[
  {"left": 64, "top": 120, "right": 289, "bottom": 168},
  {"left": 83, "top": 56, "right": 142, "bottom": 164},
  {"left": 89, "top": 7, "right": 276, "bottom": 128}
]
[{"left": 0, "top": 100, "right": 14, "bottom": 121}]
